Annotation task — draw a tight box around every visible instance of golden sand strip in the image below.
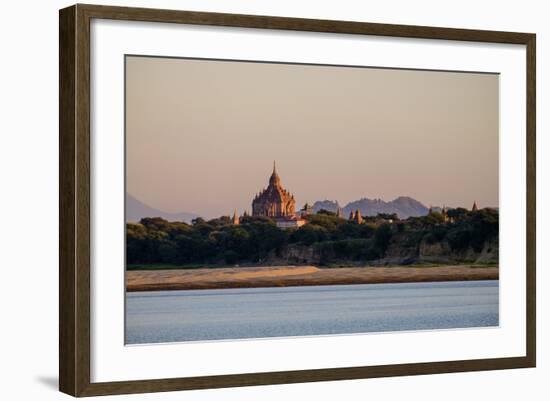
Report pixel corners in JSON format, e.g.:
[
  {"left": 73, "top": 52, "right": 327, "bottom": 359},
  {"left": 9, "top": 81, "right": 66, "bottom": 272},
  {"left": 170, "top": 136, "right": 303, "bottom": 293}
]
[{"left": 126, "top": 265, "right": 498, "bottom": 292}]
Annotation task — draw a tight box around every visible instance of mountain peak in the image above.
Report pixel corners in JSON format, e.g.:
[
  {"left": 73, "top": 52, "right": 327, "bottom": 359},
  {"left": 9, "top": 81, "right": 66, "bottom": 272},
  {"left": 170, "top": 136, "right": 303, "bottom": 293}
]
[
  {"left": 312, "top": 196, "right": 428, "bottom": 219},
  {"left": 126, "top": 194, "right": 198, "bottom": 223}
]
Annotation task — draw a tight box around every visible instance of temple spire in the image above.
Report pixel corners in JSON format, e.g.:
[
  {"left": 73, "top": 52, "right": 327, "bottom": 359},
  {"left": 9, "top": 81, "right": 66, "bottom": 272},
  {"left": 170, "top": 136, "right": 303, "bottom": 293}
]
[
  {"left": 354, "top": 209, "right": 363, "bottom": 224},
  {"left": 269, "top": 161, "right": 281, "bottom": 186}
]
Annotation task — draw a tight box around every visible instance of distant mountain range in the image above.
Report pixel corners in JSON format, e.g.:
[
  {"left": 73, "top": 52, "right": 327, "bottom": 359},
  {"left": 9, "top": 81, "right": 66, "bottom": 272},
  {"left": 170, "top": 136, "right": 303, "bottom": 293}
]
[
  {"left": 127, "top": 194, "right": 429, "bottom": 223},
  {"left": 126, "top": 194, "right": 198, "bottom": 223},
  {"left": 311, "top": 196, "right": 429, "bottom": 219}
]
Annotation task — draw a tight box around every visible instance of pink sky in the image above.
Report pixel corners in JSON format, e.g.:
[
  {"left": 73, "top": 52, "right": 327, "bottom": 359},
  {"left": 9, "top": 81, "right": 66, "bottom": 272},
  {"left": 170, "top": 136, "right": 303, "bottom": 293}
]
[{"left": 126, "top": 56, "right": 498, "bottom": 218}]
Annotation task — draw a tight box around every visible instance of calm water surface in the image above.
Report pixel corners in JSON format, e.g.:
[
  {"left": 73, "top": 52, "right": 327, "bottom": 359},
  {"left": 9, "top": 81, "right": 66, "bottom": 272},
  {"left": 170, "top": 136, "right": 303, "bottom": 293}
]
[{"left": 126, "top": 280, "right": 498, "bottom": 344}]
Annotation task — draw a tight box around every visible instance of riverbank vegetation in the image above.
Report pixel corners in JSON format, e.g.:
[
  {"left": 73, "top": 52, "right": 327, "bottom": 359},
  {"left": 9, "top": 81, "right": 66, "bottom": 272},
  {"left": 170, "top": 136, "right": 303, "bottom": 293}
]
[{"left": 126, "top": 208, "right": 498, "bottom": 267}]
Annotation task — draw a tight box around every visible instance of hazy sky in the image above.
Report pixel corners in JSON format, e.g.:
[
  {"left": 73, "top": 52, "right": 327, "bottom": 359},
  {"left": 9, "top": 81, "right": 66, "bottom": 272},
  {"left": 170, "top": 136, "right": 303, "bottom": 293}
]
[{"left": 126, "top": 56, "right": 498, "bottom": 219}]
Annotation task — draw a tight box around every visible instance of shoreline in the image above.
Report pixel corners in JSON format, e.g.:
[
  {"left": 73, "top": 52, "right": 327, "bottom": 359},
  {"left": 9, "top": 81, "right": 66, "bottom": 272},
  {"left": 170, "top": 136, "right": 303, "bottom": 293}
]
[{"left": 126, "top": 265, "right": 499, "bottom": 292}]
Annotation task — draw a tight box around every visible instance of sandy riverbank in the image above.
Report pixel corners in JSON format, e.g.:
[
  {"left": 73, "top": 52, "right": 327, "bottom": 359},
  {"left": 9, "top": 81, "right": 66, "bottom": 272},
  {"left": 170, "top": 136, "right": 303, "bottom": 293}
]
[{"left": 126, "top": 265, "right": 498, "bottom": 292}]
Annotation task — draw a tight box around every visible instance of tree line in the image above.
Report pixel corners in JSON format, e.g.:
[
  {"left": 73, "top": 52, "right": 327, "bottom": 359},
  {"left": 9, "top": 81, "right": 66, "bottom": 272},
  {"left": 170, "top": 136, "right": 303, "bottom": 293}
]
[{"left": 126, "top": 208, "right": 498, "bottom": 266}]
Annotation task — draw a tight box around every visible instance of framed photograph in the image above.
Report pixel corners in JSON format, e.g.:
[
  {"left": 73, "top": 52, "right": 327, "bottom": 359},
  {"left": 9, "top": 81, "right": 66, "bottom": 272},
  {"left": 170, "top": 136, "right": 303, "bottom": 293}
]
[{"left": 59, "top": 4, "right": 536, "bottom": 397}]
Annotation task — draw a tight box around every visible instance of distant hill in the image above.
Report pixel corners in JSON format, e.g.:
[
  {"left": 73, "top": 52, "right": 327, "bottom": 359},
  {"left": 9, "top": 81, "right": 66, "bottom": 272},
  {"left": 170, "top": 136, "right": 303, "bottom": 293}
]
[
  {"left": 312, "top": 196, "right": 429, "bottom": 219},
  {"left": 126, "top": 194, "right": 198, "bottom": 223},
  {"left": 310, "top": 200, "right": 340, "bottom": 213}
]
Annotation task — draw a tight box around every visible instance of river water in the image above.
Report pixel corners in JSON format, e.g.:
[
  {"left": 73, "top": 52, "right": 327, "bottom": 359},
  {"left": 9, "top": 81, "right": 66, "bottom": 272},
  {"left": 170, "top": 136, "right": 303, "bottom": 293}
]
[{"left": 125, "top": 280, "right": 498, "bottom": 344}]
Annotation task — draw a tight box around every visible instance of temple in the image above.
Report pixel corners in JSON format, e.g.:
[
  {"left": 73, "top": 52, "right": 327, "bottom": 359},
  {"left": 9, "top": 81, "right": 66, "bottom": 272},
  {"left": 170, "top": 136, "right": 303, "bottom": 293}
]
[
  {"left": 252, "top": 161, "right": 296, "bottom": 217},
  {"left": 251, "top": 162, "right": 305, "bottom": 228}
]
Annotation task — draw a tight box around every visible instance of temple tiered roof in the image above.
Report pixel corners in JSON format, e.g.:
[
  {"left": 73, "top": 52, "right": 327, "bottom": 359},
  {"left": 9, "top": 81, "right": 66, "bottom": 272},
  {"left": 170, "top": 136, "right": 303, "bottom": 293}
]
[{"left": 252, "top": 162, "right": 296, "bottom": 218}]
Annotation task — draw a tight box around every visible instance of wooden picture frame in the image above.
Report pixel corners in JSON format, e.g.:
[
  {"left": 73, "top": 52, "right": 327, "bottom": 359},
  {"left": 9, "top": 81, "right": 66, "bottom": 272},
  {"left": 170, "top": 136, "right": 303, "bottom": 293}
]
[{"left": 59, "top": 3, "right": 536, "bottom": 397}]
